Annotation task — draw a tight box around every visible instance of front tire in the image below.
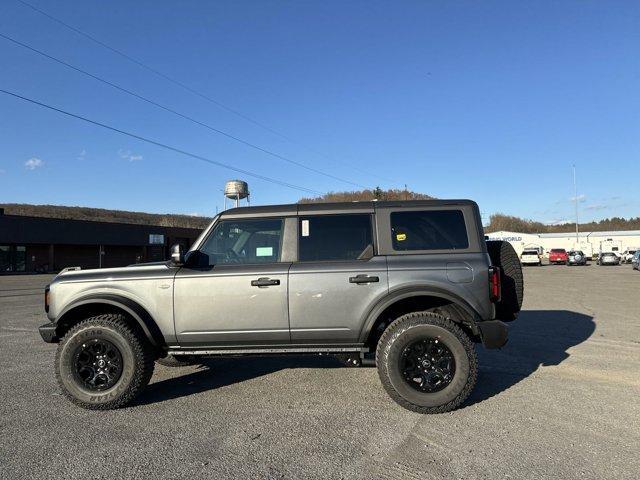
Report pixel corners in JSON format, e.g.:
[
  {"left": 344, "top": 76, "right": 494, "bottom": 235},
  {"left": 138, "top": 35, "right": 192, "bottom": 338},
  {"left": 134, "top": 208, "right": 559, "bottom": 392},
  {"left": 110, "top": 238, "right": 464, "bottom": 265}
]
[
  {"left": 55, "top": 314, "right": 155, "bottom": 410},
  {"left": 376, "top": 312, "right": 477, "bottom": 414}
]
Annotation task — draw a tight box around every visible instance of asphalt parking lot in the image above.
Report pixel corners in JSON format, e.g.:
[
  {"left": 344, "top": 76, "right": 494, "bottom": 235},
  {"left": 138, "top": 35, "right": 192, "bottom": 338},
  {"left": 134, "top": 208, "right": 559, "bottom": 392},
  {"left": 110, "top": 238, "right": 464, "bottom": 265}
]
[{"left": 1, "top": 264, "right": 638, "bottom": 480}]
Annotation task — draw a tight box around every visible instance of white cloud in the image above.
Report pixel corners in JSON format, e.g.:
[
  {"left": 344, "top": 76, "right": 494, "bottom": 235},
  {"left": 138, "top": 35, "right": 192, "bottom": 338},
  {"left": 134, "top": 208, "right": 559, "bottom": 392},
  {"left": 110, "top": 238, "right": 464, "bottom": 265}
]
[
  {"left": 77, "top": 149, "right": 87, "bottom": 160},
  {"left": 545, "top": 218, "right": 571, "bottom": 226},
  {"left": 569, "top": 194, "right": 586, "bottom": 203},
  {"left": 585, "top": 204, "right": 609, "bottom": 211},
  {"left": 118, "top": 149, "right": 143, "bottom": 162},
  {"left": 25, "top": 158, "right": 44, "bottom": 170},
  {"left": 0, "top": 168, "right": 5, "bottom": 174}
]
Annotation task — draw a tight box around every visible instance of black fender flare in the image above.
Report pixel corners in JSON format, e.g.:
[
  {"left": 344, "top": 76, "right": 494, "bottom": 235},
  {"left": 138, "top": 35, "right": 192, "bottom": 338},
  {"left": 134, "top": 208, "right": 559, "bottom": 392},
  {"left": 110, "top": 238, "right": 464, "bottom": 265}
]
[
  {"left": 357, "top": 286, "right": 482, "bottom": 343},
  {"left": 57, "top": 294, "right": 165, "bottom": 348}
]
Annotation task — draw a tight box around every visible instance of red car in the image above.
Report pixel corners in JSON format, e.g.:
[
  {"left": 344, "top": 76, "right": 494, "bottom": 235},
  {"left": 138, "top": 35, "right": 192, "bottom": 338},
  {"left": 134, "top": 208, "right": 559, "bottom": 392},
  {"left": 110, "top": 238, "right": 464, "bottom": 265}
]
[{"left": 549, "top": 248, "right": 568, "bottom": 264}]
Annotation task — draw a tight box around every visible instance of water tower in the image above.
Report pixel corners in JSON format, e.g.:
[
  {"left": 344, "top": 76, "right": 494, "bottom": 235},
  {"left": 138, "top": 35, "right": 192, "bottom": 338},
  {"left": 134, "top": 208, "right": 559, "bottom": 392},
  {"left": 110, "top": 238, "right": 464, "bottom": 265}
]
[{"left": 224, "top": 180, "right": 250, "bottom": 209}]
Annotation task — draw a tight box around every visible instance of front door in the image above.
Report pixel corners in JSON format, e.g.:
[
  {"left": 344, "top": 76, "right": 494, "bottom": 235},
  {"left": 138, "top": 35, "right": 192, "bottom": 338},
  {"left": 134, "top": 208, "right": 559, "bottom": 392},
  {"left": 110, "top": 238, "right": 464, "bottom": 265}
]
[
  {"left": 174, "top": 217, "right": 290, "bottom": 346},
  {"left": 288, "top": 213, "right": 389, "bottom": 344}
]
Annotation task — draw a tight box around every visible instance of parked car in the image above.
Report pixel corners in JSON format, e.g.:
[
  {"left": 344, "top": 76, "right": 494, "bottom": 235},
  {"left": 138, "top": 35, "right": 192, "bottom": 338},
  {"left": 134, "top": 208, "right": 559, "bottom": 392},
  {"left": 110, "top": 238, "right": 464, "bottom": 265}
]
[
  {"left": 632, "top": 251, "right": 640, "bottom": 270},
  {"left": 38, "top": 200, "right": 524, "bottom": 413},
  {"left": 549, "top": 248, "right": 568, "bottom": 265},
  {"left": 521, "top": 249, "right": 542, "bottom": 266},
  {"left": 621, "top": 249, "right": 637, "bottom": 264},
  {"left": 567, "top": 250, "right": 587, "bottom": 266},
  {"left": 598, "top": 252, "right": 620, "bottom": 266}
]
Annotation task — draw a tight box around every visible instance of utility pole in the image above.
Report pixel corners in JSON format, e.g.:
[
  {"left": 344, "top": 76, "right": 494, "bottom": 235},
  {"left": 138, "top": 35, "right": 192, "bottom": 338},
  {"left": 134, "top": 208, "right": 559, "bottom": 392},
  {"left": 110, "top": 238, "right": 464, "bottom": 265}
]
[{"left": 573, "top": 164, "right": 579, "bottom": 244}]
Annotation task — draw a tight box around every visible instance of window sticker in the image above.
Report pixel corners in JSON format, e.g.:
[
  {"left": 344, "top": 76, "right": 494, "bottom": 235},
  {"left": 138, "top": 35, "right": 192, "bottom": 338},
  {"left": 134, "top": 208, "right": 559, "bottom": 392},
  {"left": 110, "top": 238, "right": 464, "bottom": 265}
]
[
  {"left": 396, "top": 232, "right": 407, "bottom": 241},
  {"left": 301, "top": 219, "right": 310, "bottom": 237},
  {"left": 256, "top": 247, "right": 273, "bottom": 257}
]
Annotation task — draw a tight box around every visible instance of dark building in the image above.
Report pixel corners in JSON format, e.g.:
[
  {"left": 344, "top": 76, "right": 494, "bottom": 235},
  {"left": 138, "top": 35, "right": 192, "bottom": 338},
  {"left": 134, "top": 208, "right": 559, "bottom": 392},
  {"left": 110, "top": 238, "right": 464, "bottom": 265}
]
[{"left": 0, "top": 210, "right": 203, "bottom": 273}]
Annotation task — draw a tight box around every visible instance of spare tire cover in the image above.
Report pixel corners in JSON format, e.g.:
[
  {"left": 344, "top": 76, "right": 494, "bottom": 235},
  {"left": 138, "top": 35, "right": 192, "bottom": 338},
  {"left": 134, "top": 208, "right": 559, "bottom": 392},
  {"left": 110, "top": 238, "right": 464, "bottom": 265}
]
[{"left": 486, "top": 240, "right": 524, "bottom": 322}]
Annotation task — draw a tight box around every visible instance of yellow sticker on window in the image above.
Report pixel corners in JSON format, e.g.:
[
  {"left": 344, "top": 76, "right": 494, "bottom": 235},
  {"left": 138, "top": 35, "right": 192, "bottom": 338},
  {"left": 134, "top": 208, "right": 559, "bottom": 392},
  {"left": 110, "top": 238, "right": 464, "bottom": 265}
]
[{"left": 396, "top": 233, "right": 407, "bottom": 241}]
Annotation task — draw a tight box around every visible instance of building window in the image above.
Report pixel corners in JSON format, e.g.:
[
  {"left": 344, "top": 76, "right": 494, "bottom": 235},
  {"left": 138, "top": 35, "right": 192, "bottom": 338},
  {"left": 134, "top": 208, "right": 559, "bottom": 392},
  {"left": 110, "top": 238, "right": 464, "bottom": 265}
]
[
  {"left": 298, "top": 214, "right": 373, "bottom": 261},
  {"left": 0, "top": 245, "right": 27, "bottom": 272},
  {"left": 15, "top": 246, "right": 26, "bottom": 272},
  {"left": 0, "top": 246, "right": 10, "bottom": 272}
]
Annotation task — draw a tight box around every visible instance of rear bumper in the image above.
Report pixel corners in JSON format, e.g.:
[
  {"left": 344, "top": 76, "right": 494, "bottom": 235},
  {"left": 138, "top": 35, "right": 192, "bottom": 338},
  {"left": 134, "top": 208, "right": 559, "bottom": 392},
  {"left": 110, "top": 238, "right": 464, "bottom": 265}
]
[
  {"left": 477, "top": 320, "right": 508, "bottom": 349},
  {"left": 39, "top": 323, "right": 59, "bottom": 343}
]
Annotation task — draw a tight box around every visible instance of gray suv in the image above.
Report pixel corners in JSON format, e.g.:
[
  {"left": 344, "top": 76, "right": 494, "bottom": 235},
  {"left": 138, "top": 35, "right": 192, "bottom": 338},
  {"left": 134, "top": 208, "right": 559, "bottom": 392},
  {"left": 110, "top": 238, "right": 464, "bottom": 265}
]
[{"left": 39, "top": 200, "right": 523, "bottom": 413}]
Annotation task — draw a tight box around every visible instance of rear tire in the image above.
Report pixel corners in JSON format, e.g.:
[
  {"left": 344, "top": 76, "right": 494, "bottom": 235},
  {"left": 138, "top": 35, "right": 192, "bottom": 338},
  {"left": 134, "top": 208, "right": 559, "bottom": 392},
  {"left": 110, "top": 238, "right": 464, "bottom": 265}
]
[
  {"left": 376, "top": 312, "right": 477, "bottom": 414},
  {"left": 486, "top": 240, "right": 524, "bottom": 321},
  {"left": 55, "top": 314, "right": 155, "bottom": 410}
]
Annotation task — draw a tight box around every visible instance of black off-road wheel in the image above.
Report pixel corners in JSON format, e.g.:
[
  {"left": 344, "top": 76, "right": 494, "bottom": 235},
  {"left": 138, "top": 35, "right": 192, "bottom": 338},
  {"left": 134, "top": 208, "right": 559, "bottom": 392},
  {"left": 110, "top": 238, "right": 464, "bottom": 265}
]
[
  {"left": 156, "top": 354, "right": 198, "bottom": 367},
  {"left": 55, "top": 314, "right": 155, "bottom": 410},
  {"left": 376, "top": 312, "right": 477, "bottom": 414},
  {"left": 486, "top": 240, "right": 524, "bottom": 321}
]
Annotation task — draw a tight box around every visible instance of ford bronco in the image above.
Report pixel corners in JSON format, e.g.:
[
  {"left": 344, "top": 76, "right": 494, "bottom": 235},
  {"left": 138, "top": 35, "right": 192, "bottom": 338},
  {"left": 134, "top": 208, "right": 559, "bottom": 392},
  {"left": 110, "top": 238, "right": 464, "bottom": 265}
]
[{"left": 39, "top": 200, "right": 523, "bottom": 413}]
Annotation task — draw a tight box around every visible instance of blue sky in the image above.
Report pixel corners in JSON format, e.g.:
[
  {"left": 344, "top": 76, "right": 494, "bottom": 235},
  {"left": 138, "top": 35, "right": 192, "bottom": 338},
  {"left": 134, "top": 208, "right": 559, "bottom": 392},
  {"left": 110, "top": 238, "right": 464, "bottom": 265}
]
[{"left": 0, "top": 0, "right": 638, "bottom": 224}]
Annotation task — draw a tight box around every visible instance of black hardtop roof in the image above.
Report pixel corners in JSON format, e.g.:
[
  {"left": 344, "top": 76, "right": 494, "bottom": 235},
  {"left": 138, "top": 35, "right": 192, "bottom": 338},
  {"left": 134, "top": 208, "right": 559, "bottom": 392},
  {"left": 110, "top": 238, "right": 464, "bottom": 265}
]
[{"left": 220, "top": 199, "right": 476, "bottom": 217}]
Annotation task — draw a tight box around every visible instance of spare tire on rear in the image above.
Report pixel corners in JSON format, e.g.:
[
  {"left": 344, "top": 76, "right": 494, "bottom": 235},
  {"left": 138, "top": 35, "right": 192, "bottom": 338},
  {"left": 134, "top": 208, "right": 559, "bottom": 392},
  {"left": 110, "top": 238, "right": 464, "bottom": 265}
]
[{"left": 486, "top": 240, "right": 524, "bottom": 321}]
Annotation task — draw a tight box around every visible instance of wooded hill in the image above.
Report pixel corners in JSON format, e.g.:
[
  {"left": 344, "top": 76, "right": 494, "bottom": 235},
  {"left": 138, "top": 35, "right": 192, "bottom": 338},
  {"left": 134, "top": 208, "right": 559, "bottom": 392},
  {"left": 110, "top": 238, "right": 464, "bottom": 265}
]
[
  {"left": 485, "top": 213, "right": 640, "bottom": 234},
  {"left": 5, "top": 198, "right": 635, "bottom": 234},
  {"left": 299, "top": 187, "right": 433, "bottom": 203},
  {"left": 0, "top": 203, "right": 211, "bottom": 229}
]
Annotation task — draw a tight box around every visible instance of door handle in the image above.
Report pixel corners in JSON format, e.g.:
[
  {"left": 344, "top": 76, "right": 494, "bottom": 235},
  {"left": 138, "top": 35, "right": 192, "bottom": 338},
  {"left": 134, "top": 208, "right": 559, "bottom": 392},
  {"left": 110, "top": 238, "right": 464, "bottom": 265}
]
[
  {"left": 349, "top": 274, "right": 379, "bottom": 284},
  {"left": 251, "top": 277, "right": 280, "bottom": 287}
]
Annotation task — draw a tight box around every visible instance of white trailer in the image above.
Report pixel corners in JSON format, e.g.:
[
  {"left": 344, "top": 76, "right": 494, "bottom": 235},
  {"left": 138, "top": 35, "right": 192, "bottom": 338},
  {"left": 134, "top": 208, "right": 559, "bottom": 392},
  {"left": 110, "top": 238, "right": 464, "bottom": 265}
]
[{"left": 599, "top": 239, "right": 623, "bottom": 258}]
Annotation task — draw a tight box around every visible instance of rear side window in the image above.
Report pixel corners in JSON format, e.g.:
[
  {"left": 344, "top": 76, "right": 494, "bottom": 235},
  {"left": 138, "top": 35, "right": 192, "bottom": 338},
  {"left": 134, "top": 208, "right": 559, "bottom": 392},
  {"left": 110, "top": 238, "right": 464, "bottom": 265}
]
[
  {"left": 299, "top": 214, "right": 373, "bottom": 261},
  {"left": 391, "top": 210, "right": 468, "bottom": 251}
]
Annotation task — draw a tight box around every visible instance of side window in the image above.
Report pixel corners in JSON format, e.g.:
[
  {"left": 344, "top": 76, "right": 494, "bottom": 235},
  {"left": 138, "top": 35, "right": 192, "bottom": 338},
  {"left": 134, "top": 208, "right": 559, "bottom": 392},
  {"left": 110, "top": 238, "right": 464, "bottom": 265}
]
[
  {"left": 299, "top": 214, "right": 373, "bottom": 261},
  {"left": 198, "top": 218, "right": 283, "bottom": 265},
  {"left": 391, "top": 210, "right": 469, "bottom": 251}
]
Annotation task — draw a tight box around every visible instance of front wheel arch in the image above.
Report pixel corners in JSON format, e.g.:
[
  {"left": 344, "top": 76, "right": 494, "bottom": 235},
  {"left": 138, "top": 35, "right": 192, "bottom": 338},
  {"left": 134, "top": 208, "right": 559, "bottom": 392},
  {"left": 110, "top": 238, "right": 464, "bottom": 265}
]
[{"left": 55, "top": 297, "right": 165, "bottom": 350}]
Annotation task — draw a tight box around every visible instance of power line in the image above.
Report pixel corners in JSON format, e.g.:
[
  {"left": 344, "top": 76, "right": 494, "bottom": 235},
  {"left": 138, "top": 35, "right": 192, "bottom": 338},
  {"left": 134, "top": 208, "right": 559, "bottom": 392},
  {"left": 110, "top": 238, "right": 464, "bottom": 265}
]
[
  {"left": 0, "top": 32, "right": 368, "bottom": 189},
  {"left": 15, "top": 0, "right": 395, "bottom": 185},
  {"left": 0, "top": 88, "right": 324, "bottom": 195}
]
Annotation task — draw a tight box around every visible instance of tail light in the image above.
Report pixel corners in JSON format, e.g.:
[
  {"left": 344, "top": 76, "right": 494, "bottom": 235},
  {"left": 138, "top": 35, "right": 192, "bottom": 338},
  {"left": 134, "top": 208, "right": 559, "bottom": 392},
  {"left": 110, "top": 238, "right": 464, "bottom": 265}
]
[{"left": 489, "top": 267, "right": 501, "bottom": 303}]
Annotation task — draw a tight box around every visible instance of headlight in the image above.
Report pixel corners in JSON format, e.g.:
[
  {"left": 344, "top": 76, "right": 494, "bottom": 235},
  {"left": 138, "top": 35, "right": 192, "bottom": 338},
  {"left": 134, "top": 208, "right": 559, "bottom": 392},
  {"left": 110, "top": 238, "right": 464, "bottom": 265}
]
[{"left": 44, "top": 285, "right": 50, "bottom": 313}]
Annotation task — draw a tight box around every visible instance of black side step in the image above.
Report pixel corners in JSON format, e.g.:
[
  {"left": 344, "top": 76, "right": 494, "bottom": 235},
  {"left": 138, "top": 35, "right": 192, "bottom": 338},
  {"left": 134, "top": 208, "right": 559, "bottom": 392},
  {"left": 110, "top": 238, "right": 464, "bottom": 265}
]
[{"left": 169, "top": 346, "right": 368, "bottom": 356}]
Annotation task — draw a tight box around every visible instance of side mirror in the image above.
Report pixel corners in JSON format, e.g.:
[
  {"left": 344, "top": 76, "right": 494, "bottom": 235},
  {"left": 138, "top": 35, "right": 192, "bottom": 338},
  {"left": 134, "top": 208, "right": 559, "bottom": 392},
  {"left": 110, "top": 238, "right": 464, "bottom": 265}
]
[{"left": 170, "top": 244, "right": 185, "bottom": 266}]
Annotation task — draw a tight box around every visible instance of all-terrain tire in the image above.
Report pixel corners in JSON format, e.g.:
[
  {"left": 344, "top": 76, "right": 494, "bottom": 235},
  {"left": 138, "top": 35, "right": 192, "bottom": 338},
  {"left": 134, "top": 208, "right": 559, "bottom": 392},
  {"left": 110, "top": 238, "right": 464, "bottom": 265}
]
[
  {"left": 55, "top": 314, "right": 155, "bottom": 410},
  {"left": 376, "top": 312, "right": 477, "bottom": 414},
  {"left": 486, "top": 240, "right": 524, "bottom": 321},
  {"left": 156, "top": 354, "right": 198, "bottom": 367}
]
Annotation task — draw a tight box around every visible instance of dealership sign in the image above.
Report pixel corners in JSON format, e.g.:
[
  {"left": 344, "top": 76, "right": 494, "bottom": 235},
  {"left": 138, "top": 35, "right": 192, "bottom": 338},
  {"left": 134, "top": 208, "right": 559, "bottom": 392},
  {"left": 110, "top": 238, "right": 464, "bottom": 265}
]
[
  {"left": 488, "top": 236, "right": 523, "bottom": 242},
  {"left": 149, "top": 234, "right": 165, "bottom": 245}
]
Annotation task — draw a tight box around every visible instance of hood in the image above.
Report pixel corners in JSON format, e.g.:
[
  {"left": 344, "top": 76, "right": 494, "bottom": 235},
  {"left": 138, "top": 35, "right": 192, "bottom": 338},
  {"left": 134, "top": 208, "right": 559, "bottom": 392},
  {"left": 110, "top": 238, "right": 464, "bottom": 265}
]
[{"left": 53, "top": 263, "right": 175, "bottom": 284}]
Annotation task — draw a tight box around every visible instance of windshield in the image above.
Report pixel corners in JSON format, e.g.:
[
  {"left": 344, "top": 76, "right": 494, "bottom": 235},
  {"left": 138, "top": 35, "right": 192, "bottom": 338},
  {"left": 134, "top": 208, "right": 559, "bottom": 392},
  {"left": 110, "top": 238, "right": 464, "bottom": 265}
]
[
  {"left": 551, "top": 249, "right": 566, "bottom": 253},
  {"left": 189, "top": 214, "right": 220, "bottom": 252}
]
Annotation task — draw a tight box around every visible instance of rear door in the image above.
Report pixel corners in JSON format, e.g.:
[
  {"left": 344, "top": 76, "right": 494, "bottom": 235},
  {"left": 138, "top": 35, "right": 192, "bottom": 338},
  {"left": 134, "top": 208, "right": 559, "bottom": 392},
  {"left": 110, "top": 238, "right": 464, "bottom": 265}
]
[
  {"left": 376, "top": 203, "right": 494, "bottom": 321},
  {"left": 288, "top": 212, "right": 389, "bottom": 344}
]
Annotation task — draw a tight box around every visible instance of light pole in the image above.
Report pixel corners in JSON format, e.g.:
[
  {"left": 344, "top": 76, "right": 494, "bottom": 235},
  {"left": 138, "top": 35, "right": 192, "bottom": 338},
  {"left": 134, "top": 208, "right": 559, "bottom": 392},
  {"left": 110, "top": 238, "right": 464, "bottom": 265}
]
[{"left": 573, "top": 164, "right": 579, "bottom": 245}]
